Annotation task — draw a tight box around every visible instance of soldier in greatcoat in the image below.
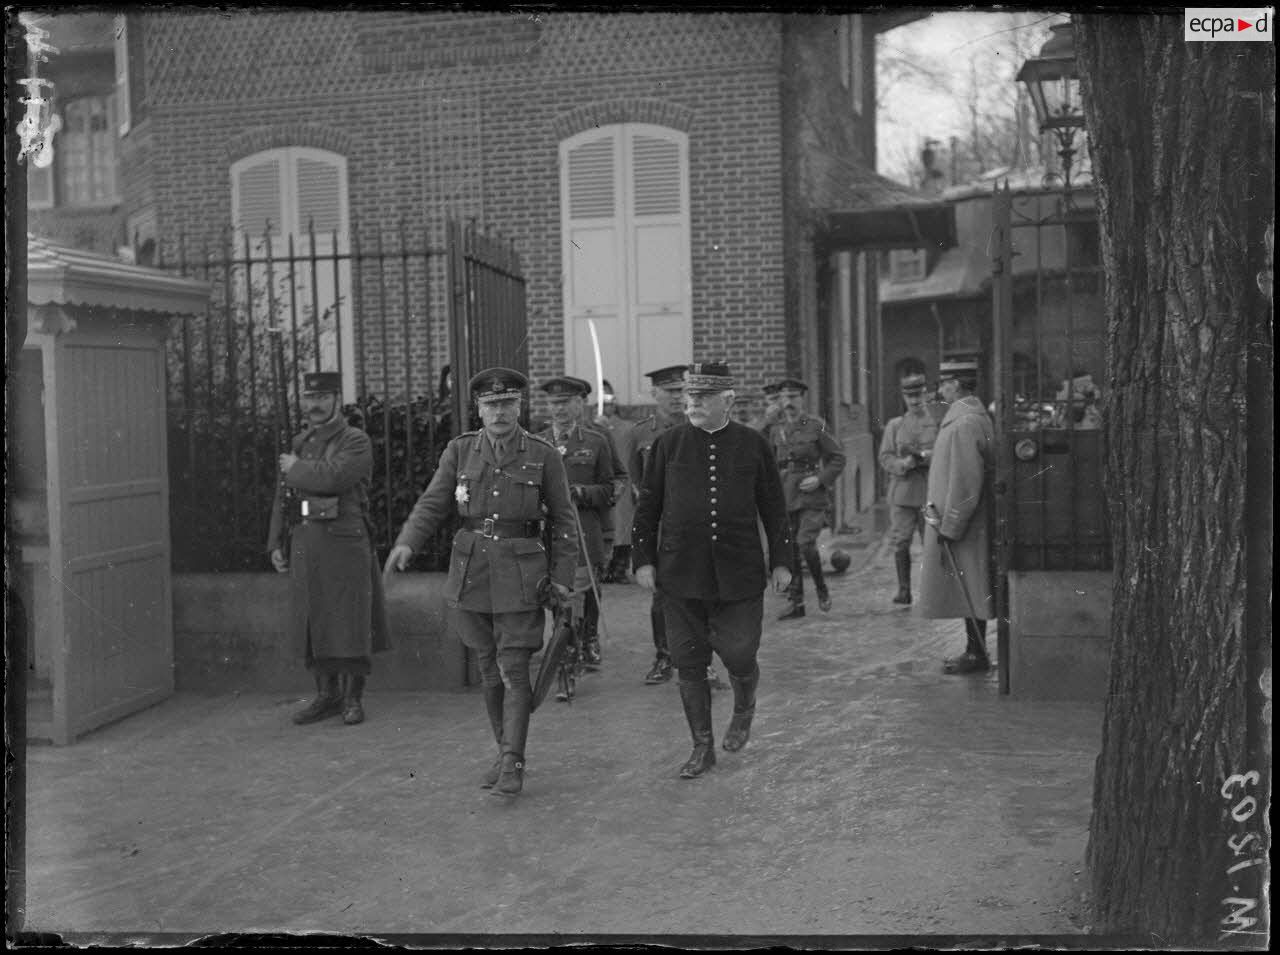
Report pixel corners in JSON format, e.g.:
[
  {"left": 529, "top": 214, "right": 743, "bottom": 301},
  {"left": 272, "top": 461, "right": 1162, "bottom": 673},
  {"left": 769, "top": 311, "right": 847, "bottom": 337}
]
[
  {"left": 385, "top": 368, "right": 578, "bottom": 796},
  {"left": 771, "top": 378, "right": 847, "bottom": 619},
  {"left": 537, "top": 376, "right": 622, "bottom": 672},
  {"left": 268, "top": 371, "right": 391, "bottom": 727},
  {"left": 633, "top": 362, "right": 794, "bottom": 779},
  {"left": 877, "top": 360, "right": 943, "bottom": 605},
  {"left": 916, "top": 355, "right": 996, "bottom": 674}
]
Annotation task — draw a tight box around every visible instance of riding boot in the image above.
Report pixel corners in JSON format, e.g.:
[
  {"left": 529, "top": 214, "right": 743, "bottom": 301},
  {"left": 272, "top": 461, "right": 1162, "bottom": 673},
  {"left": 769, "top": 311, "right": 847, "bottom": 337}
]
[
  {"left": 722, "top": 664, "right": 759, "bottom": 752},
  {"left": 340, "top": 673, "right": 366, "bottom": 725},
  {"left": 493, "top": 682, "right": 531, "bottom": 797},
  {"left": 610, "top": 545, "right": 632, "bottom": 583},
  {"left": 677, "top": 678, "right": 716, "bottom": 779},
  {"left": 893, "top": 550, "right": 913, "bottom": 604},
  {"left": 779, "top": 545, "right": 805, "bottom": 619},
  {"left": 481, "top": 684, "right": 505, "bottom": 788},
  {"left": 806, "top": 547, "right": 830, "bottom": 611},
  {"left": 292, "top": 670, "right": 341, "bottom": 725}
]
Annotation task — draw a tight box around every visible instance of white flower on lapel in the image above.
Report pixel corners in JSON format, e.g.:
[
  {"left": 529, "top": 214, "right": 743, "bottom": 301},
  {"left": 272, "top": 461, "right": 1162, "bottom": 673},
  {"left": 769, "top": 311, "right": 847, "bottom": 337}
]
[{"left": 455, "top": 481, "right": 470, "bottom": 505}]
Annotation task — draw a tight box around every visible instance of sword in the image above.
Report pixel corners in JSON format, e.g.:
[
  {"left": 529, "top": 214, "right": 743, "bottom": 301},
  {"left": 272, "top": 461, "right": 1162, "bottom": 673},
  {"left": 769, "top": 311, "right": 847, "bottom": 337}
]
[
  {"left": 587, "top": 318, "right": 605, "bottom": 419},
  {"left": 925, "top": 503, "right": 982, "bottom": 622}
]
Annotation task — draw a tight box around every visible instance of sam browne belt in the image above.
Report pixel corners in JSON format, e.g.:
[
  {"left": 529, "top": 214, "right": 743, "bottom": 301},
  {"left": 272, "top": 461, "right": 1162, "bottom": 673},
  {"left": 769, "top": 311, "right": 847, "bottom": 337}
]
[{"left": 461, "top": 516, "right": 543, "bottom": 539}]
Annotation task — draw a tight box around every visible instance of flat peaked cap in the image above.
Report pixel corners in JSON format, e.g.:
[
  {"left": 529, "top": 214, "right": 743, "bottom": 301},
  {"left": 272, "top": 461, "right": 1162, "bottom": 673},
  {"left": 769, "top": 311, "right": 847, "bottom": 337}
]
[
  {"left": 540, "top": 376, "right": 589, "bottom": 397},
  {"left": 646, "top": 364, "right": 688, "bottom": 387},
  {"left": 684, "top": 362, "right": 735, "bottom": 392},
  {"left": 938, "top": 354, "right": 980, "bottom": 377},
  {"left": 773, "top": 377, "right": 808, "bottom": 394},
  {"left": 303, "top": 371, "right": 343, "bottom": 393},
  {"left": 899, "top": 372, "right": 928, "bottom": 393},
  {"left": 470, "top": 367, "right": 528, "bottom": 402},
  {"left": 761, "top": 382, "right": 781, "bottom": 396}
]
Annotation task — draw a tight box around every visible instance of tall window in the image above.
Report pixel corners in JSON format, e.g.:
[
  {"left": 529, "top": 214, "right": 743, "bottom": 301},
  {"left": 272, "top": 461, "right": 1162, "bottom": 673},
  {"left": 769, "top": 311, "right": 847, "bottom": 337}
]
[
  {"left": 35, "top": 93, "right": 120, "bottom": 207},
  {"left": 231, "top": 147, "right": 353, "bottom": 400},
  {"left": 560, "top": 124, "right": 691, "bottom": 404}
]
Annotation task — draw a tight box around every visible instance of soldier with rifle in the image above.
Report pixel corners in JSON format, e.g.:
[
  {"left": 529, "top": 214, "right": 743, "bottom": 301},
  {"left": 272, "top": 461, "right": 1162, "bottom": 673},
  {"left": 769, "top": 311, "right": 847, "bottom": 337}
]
[
  {"left": 385, "top": 368, "right": 578, "bottom": 797},
  {"left": 268, "top": 370, "right": 390, "bottom": 726}
]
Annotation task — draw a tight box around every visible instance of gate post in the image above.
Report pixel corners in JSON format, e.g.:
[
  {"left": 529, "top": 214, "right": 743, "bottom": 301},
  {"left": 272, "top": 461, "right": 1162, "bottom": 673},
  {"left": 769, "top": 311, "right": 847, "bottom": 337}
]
[{"left": 990, "top": 184, "right": 1014, "bottom": 695}]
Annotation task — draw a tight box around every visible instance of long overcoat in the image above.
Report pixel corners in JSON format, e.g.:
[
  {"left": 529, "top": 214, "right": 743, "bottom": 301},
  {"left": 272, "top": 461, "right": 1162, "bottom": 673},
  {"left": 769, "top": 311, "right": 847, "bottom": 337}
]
[
  {"left": 394, "top": 428, "right": 578, "bottom": 613},
  {"left": 267, "top": 416, "right": 391, "bottom": 661},
  {"left": 537, "top": 422, "right": 619, "bottom": 567},
  {"left": 632, "top": 420, "right": 794, "bottom": 602},
  {"left": 916, "top": 396, "right": 996, "bottom": 620}
]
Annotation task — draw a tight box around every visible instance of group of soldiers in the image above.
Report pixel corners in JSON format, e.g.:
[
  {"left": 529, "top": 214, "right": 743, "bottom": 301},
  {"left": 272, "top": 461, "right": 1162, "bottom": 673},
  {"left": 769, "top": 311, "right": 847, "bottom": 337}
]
[{"left": 268, "top": 353, "right": 996, "bottom": 798}]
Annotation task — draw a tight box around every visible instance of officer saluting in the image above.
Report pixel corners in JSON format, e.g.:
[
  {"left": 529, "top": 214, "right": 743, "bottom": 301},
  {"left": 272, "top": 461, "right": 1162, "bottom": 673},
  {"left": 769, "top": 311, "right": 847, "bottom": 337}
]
[
  {"left": 771, "top": 377, "right": 846, "bottom": 619},
  {"left": 268, "top": 371, "right": 390, "bottom": 727},
  {"left": 385, "top": 368, "right": 577, "bottom": 797}
]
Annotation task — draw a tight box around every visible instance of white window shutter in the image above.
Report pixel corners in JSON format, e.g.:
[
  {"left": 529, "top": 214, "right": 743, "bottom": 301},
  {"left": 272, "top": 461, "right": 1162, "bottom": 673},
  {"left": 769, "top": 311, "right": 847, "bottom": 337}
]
[
  {"left": 630, "top": 134, "right": 681, "bottom": 216},
  {"left": 114, "top": 15, "right": 130, "bottom": 135},
  {"left": 567, "top": 136, "right": 616, "bottom": 219},
  {"left": 294, "top": 154, "right": 344, "bottom": 234},
  {"left": 233, "top": 157, "right": 283, "bottom": 236}
]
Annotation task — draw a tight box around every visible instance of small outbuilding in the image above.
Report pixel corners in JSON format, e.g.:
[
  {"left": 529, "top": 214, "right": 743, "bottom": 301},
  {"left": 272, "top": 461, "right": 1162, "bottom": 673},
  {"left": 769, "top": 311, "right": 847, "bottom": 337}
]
[{"left": 13, "top": 235, "right": 209, "bottom": 744}]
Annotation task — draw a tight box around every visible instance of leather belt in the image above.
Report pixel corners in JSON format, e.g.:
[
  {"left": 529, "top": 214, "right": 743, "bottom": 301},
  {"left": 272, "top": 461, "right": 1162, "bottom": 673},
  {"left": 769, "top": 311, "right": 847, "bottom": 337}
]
[
  {"left": 787, "top": 462, "right": 819, "bottom": 473},
  {"left": 461, "top": 516, "right": 542, "bottom": 539}
]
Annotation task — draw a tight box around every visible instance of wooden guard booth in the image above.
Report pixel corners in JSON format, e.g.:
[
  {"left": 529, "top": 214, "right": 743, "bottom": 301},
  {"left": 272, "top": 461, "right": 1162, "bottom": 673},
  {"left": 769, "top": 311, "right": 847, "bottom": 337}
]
[{"left": 14, "top": 236, "right": 209, "bottom": 744}]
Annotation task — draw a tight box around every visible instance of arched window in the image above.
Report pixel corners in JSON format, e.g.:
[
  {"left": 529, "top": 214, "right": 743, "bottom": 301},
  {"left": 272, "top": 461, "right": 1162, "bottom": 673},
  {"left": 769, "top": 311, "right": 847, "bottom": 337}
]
[
  {"left": 560, "top": 124, "right": 691, "bottom": 404},
  {"left": 231, "top": 147, "right": 353, "bottom": 400}
]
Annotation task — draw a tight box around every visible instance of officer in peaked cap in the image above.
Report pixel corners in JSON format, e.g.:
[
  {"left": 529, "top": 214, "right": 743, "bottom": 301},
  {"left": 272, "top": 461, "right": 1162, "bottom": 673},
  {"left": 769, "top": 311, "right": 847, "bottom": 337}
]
[
  {"left": 269, "top": 370, "right": 390, "bottom": 728},
  {"left": 757, "top": 381, "right": 784, "bottom": 439},
  {"left": 385, "top": 366, "right": 578, "bottom": 797},
  {"left": 632, "top": 361, "right": 795, "bottom": 779},
  {"left": 536, "top": 375, "right": 623, "bottom": 682},
  {"left": 770, "top": 376, "right": 846, "bottom": 620},
  {"left": 878, "top": 358, "right": 943, "bottom": 607},
  {"left": 917, "top": 352, "right": 996, "bottom": 675}
]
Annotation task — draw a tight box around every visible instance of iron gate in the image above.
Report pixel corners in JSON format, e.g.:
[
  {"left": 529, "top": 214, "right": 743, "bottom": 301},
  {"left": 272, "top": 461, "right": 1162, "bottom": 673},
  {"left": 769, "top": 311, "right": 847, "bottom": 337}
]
[{"left": 162, "top": 218, "right": 527, "bottom": 572}]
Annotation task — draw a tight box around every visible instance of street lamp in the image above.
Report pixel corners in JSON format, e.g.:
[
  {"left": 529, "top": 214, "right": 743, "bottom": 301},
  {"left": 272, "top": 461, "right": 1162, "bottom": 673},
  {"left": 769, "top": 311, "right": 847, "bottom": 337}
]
[{"left": 1017, "top": 21, "right": 1084, "bottom": 192}]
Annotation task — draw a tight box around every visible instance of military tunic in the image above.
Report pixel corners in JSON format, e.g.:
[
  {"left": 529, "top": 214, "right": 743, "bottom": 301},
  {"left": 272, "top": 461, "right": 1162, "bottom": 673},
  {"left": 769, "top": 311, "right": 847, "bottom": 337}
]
[
  {"left": 879, "top": 404, "right": 943, "bottom": 550},
  {"left": 394, "top": 429, "right": 578, "bottom": 633},
  {"left": 917, "top": 396, "right": 995, "bottom": 620},
  {"left": 537, "top": 422, "right": 619, "bottom": 568},
  {"left": 771, "top": 414, "right": 847, "bottom": 543},
  {"left": 267, "top": 416, "right": 391, "bottom": 664}
]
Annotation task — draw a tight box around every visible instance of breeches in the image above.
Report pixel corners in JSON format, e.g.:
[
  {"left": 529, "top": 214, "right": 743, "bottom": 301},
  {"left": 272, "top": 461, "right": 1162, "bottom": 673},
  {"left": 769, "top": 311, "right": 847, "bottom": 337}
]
[
  {"left": 888, "top": 504, "right": 924, "bottom": 551},
  {"left": 662, "top": 593, "right": 763, "bottom": 680},
  {"left": 789, "top": 507, "right": 828, "bottom": 547},
  {"left": 450, "top": 606, "right": 545, "bottom": 653}
]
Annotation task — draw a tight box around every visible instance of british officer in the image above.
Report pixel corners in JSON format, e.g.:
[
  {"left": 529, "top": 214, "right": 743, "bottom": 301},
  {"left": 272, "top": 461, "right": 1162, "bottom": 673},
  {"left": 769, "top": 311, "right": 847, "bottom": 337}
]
[
  {"left": 632, "top": 362, "right": 794, "bottom": 779},
  {"left": 385, "top": 368, "right": 577, "bottom": 797}
]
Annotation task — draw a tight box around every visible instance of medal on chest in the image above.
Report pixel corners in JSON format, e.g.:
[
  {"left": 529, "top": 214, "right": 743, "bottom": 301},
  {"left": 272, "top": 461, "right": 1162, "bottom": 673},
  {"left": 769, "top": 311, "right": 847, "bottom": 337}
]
[{"left": 455, "top": 478, "right": 470, "bottom": 506}]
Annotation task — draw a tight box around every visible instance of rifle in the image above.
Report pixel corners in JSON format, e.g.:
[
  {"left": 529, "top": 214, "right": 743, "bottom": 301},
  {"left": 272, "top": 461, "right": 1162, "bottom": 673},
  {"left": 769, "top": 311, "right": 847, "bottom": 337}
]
[{"left": 269, "top": 323, "right": 296, "bottom": 560}]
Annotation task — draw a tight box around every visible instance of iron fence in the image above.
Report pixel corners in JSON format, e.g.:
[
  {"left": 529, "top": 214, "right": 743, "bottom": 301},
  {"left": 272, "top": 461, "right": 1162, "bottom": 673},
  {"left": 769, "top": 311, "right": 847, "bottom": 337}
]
[{"left": 162, "top": 218, "right": 527, "bottom": 572}]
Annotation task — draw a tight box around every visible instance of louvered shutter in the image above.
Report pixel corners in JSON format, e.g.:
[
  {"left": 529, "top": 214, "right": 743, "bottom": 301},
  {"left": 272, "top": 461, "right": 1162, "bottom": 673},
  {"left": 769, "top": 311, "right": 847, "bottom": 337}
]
[
  {"left": 563, "top": 131, "right": 626, "bottom": 398},
  {"left": 233, "top": 156, "right": 282, "bottom": 237},
  {"left": 627, "top": 127, "right": 690, "bottom": 390},
  {"left": 294, "top": 154, "right": 344, "bottom": 234}
]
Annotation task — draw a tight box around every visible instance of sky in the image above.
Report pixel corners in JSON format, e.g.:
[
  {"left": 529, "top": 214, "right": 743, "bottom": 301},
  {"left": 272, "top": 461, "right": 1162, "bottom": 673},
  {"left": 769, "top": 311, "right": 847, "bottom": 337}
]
[{"left": 875, "top": 11, "right": 1068, "bottom": 187}]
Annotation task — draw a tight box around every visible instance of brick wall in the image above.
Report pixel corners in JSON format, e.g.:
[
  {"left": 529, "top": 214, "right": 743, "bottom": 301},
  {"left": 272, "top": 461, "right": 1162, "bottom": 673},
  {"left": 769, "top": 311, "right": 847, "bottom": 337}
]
[{"left": 134, "top": 11, "right": 883, "bottom": 409}]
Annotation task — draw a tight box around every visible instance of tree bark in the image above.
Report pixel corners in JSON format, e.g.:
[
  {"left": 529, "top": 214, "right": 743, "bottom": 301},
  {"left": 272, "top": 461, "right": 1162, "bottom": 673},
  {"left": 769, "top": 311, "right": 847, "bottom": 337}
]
[{"left": 1076, "top": 15, "right": 1273, "bottom": 943}]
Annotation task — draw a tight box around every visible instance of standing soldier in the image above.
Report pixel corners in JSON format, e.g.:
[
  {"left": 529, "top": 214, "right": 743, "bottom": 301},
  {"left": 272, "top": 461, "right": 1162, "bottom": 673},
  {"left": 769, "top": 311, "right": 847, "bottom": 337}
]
[
  {"left": 594, "top": 379, "right": 636, "bottom": 583},
  {"left": 878, "top": 360, "right": 942, "bottom": 605},
  {"left": 268, "top": 371, "right": 391, "bottom": 726},
  {"left": 385, "top": 368, "right": 577, "bottom": 796},
  {"left": 633, "top": 362, "right": 794, "bottom": 778},
  {"left": 537, "top": 376, "right": 620, "bottom": 672},
  {"left": 628, "top": 364, "right": 688, "bottom": 685},
  {"left": 771, "top": 377, "right": 847, "bottom": 619},
  {"left": 918, "top": 354, "right": 996, "bottom": 674}
]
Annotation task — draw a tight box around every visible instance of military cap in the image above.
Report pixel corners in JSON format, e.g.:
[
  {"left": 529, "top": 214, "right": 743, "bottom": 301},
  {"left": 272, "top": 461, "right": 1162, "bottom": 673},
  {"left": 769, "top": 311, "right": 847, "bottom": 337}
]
[
  {"left": 761, "top": 382, "right": 781, "bottom": 396},
  {"left": 684, "top": 361, "right": 735, "bottom": 393},
  {"left": 938, "top": 354, "right": 980, "bottom": 379},
  {"left": 773, "top": 377, "right": 809, "bottom": 394},
  {"left": 540, "top": 376, "right": 589, "bottom": 398},
  {"left": 303, "top": 371, "right": 343, "bottom": 394},
  {"left": 646, "top": 364, "right": 688, "bottom": 388},
  {"left": 899, "top": 372, "right": 929, "bottom": 394},
  {"left": 601, "top": 378, "right": 616, "bottom": 402},
  {"left": 470, "top": 367, "right": 527, "bottom": 403},
  {"left": 732, "top": 390, "right": 759, "bottom": 405}
]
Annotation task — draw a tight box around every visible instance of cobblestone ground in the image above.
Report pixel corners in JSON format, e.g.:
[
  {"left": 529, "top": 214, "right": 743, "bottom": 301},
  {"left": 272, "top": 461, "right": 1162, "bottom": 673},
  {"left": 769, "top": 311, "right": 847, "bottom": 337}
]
[{"left": 21, "top": 534, "right": 1102, "bottom": 940}]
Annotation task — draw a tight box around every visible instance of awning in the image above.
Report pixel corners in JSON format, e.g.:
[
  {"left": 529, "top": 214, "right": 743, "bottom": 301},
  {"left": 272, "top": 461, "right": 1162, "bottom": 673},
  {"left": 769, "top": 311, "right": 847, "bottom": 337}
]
[
  {"left": 818, "top": 169, "right": 956, "bottom": 252},
  {"left": 27, "top": 234, "right": 210, "bottom": 317}
]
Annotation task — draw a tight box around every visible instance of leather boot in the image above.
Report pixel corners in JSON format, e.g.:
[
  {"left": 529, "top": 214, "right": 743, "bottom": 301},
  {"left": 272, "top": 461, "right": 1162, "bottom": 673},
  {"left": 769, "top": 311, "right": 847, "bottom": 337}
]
[
  {"left": 677, "top": 678, "right": 716, "bottom": 779},
  {"left": 806, "top": 548, "right": 830, "bottom": 612},
  {"left": 481, "top": 684, "right": 504, "bottom": 788},
  {"left": 893, "top": 550, "right": 912, "bottom": 604},
  {"left": 493, "top": 680, "right": 531, "bottom": 797},
  {"left": 292, "top": 671, "right": 341, "bottom": 725},
  {"left": 340, "top": 673, "right": 366, "bottom": 725},
  {"left": 722, "top": 665, "right": 759, "bottom": 752}
]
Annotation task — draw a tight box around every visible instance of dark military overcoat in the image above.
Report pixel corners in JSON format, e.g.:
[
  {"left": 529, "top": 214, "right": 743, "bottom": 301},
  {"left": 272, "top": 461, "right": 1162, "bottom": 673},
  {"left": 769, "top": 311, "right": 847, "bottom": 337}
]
[
  {"left": 632, "top": 420, "right": 794, "bottom": 602},
  {"left": 267, "top": 416, "right": 391, "bottom": 661}
]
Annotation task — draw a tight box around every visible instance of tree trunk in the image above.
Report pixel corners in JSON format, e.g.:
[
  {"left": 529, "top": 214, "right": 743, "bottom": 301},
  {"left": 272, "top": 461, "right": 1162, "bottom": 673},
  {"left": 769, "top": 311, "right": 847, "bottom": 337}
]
[{"left": 1076, "top": 15, "right": 1273, "bottom": 943}]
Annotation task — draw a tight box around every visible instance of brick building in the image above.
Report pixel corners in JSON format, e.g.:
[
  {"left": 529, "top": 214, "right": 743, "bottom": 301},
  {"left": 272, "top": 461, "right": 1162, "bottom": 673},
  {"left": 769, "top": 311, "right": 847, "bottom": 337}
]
[{"left": 27, "top": 9, "right": 953, "bottom": 529}]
